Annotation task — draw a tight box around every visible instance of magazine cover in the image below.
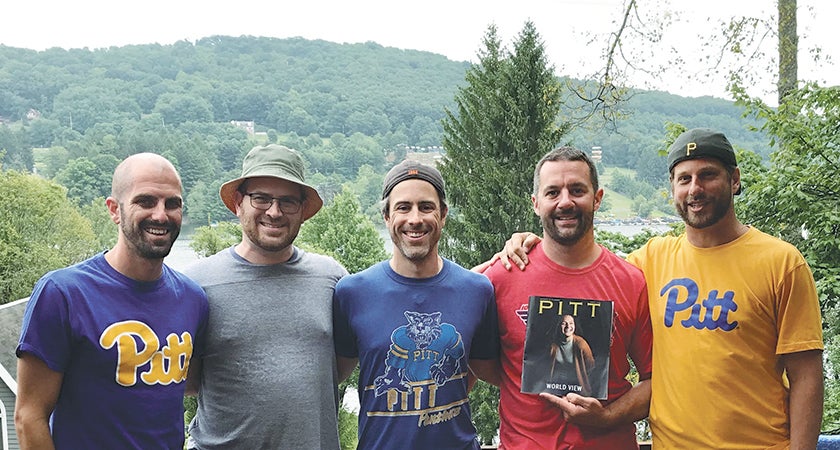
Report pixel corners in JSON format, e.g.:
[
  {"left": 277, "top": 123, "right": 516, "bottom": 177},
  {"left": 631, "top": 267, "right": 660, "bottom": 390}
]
[{"left": 521, "top": 296, "right": 614, "bottom": 399}]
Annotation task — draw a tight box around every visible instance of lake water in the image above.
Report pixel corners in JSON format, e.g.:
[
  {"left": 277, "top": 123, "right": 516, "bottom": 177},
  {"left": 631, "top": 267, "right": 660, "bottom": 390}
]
[{"left": 165, "top": 238, "right": 201, "bottom": 271}]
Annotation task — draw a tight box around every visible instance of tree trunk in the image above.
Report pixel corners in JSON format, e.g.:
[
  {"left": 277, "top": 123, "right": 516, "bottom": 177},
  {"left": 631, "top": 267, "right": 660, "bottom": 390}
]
[{"left": 777, "top": 0, "right": 798, "bottom": 104}]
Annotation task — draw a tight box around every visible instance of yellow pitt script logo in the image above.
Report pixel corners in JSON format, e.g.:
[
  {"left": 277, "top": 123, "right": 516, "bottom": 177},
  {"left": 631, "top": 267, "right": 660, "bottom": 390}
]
[{"left": 99, "top": 320, "right": 193, "bottom": 387}]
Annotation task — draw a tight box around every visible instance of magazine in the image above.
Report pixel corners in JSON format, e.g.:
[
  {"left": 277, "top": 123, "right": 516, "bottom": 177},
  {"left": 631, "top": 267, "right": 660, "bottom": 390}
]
[{"left": 521, "top": 296, "right": 613, "bottom": 399}]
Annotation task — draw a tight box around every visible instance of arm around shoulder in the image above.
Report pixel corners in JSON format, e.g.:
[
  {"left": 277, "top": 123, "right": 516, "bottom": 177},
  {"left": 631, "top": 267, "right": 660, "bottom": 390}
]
[{"left": 15, "top": 353, "right": 62, "bottom": 450}]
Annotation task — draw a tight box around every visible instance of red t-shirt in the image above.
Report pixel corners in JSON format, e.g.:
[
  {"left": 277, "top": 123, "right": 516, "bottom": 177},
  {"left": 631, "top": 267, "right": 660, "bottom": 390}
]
[{"left": 485, "top": 243, "right": 652, "bottom": 450}]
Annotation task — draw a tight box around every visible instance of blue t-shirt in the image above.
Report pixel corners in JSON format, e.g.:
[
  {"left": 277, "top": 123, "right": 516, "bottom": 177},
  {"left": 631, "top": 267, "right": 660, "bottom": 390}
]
[
  {"left": 334, "top": 259, "right": 499, "bottom": 450},
  {"left": 17, "top": 252, "right": 209, "bottom": 449}
]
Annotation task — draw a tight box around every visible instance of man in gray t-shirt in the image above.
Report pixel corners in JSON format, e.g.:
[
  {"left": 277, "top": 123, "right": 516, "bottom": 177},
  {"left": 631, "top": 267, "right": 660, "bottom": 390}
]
[{"left": 184, "top": 144, "right": 347, "bottom": 450}]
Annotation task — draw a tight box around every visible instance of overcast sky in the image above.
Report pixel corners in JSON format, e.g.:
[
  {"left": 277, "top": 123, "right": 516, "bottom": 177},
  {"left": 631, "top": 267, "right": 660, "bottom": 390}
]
[{"left": 2, "top": 0, "right": 837, "bottom": 101}]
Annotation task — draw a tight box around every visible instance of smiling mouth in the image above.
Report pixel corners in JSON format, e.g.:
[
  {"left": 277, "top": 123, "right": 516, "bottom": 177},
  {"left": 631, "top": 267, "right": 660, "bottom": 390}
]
[
  {"left": 143, "top": 223, "right": 170, "bottom": 236},
  {"left": 401, "top": 228, "right": 429, "bottom": 241}
]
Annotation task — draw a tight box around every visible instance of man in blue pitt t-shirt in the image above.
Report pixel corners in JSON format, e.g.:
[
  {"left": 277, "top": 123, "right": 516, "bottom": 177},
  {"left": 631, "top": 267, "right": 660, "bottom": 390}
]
[
  {"left": 15, "top": 153, "right": 208, "bottom": 449},
  {"left": 333, "top": 160, "right": 500, "bottom": 449}
]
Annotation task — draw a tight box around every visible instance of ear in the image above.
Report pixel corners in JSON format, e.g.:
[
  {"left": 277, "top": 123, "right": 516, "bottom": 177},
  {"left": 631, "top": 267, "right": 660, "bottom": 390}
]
[
  {"left": 105, "top": 197, "right": 120, "bottom": 224},
  {"left": 732, "top": 167, "right": 742, "bottom": 193},
  {"left": 233, "top": 191, "right": 246, "bottom": 216},
  {"left": 593, "top": 188, "right": 604, "bottom": 211},
  {"left": 531, "top": 194, "right": 539, "bottom": 216}
]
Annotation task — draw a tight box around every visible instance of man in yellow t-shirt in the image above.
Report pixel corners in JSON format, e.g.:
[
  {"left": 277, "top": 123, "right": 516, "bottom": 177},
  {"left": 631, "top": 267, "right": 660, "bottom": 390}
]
[
  {"left": 490, "top": 128, "right": 824, "bottom": 449},
  {"left": 627, "top": 128, "right": 823, "bottom": 449}
]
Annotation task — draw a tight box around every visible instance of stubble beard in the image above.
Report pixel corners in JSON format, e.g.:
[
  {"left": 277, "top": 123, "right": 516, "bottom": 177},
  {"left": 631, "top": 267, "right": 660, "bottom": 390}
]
[
  {"left": 675, "top": 192, "right": 732, "bottom": 229},
  {"left": 121, "top": 218, "right": 179, "bottom": 259},
  {"left": 542, "top": 209, "right": 592, "bottom": 247}
]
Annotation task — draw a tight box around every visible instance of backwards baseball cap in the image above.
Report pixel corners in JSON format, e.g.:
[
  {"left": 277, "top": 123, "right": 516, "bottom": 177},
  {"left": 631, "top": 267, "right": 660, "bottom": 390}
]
[
  {"left": 382, "top": 160, "right": 446, "bottom": 201},
  {"left": 219, "top": 144, "right": 323, "bottom": 220},
  {"left": 667, "top": 128, "right": 741, "bottom": 195}
]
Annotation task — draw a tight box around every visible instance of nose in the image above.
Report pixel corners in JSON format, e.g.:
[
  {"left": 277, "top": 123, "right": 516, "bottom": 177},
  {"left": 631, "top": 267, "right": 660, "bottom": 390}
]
[
  {"left": 150, "top": 201, "right": 169, "bottom": 221},
  {"left": 405, "top": 206, "right": 422, "bottom": 223},
  {"left": 687, "top": 177, "right": 703, "bottom": 196},
  {"left": 556, "top": 190, "right": 574, "bottom": 209}
]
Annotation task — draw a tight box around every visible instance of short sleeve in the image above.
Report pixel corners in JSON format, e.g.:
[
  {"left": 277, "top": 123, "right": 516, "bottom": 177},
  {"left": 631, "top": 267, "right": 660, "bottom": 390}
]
[{"left": 17, "top": 276, "right": 73, "bottom": 372}]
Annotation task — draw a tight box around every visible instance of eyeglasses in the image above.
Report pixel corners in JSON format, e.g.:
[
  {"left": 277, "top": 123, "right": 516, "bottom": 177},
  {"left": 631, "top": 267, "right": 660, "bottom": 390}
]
[{"left": 244, "top": 193, "right": 302, "bottom": 214}]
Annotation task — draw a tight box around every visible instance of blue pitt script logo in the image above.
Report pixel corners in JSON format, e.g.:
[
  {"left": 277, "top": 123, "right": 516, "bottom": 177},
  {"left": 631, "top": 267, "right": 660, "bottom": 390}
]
[{"left": 661, "top": 278, "right": 738, "bottom": 331}]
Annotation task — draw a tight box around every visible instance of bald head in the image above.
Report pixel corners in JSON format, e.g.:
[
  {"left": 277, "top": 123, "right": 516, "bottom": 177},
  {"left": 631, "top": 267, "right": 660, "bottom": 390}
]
[{"left": 112, "top": 153, "right": 182, "bottom": 200}]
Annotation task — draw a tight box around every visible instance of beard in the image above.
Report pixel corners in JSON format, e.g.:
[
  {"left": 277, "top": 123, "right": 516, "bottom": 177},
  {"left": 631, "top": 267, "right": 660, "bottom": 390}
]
[
  {"left": 120, "top": 215, "right": 180, "bottom": 260},
  {"left": 675, "top": 191, "right": 732, "bottom": 229},
  {"left": 391, "top": 227, "right": 438, "bottom": 262},
  {"left": 241, "top": 215, "right": 300, "bottom": 253},
  {"left": 541, "top": 208, "right": 593, "bottom": 246}
]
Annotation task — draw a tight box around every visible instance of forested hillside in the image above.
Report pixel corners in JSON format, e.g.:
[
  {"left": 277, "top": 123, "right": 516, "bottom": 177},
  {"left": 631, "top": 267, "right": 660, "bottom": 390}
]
[{"left": 0, "top": 34, "right": 765, "bottom": 223}]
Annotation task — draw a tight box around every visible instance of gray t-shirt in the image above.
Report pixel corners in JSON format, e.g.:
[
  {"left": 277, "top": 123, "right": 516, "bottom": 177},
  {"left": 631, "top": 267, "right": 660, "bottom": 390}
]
[{"left": 184, "top": 246, "right": 347, "bottom": 450}]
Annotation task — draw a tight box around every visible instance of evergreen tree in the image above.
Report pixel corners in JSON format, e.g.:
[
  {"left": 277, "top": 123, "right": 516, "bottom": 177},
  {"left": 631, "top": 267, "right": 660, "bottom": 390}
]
[{"left": 439, "top": 22, "right": 568, "bottom": 268}]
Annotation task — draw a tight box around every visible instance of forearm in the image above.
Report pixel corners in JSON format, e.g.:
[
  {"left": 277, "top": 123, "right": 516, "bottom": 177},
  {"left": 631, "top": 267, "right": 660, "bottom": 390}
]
[
  {"left": 469, "top": 358, "right": 501, "bottom": 387},
  {"left": 786, "top": 350, "right": 824, "bottom": 450},
  {"left": 602, "top": 378, "right": 651, "bottom": 427},
  {"left": 337, "top": 356, "right": 359, "bottom": 383},
  {"left": 15, "top": 413, "right": 56, "bottom": 450},
  {"left": 15, "top": 354, "right": 60, "bottom": 450}
]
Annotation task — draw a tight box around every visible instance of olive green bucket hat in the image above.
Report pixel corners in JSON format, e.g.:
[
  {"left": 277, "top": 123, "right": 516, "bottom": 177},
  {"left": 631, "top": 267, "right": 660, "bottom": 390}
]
[{"left": 219, "top": 144, "right": 323, "bottom": 220}]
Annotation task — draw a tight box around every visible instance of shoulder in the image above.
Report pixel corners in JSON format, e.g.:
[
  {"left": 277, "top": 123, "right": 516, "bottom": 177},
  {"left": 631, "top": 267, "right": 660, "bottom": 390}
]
[
  {"left": 181, "top": 247, "right": 234, "bottom": 280},
  {"left": 297, "top": 249, "right": 348, "bottom": 277},
  {"left": 34, "top": 254, "right": 100, "bottom": 288},
  {"left": 165, "top": 266, "right": 208, "bottom": 298},
  {"left": 600, "top": 248, "right": 643, "bottom": 275},
  {"left": 626, "top": 234, "right": 683, "bottom": 266},
  {"left": 444, "top": 259, "right": 492, "bottom": 288},
  {"left": 335, "top": 261, "right": 385, "bottom": 292},
  {"left": 739, "top": 227, "right": 810, "bottom": 271}
]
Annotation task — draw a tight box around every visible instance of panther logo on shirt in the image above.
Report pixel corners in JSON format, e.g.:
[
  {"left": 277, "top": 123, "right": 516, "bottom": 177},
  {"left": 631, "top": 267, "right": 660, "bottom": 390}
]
[{"left": 373, "top": 311, "right": 465, "bottom": 396}]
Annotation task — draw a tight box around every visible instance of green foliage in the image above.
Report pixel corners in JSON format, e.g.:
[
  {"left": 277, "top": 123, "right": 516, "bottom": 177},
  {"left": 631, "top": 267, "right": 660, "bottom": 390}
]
[
  {"left": 343, "top": 164, "right": 385, "bottom": 222},
  {"left": 338, "top": 405, "right": 359, "bottom": 450},
  {"left": 78, "top": 196, "right": 118, "bottom": 252},
  {"left": 189, "top": 222, "right": 241, "bottom": 257},
  {"left": 183, "top": 396, "right": 197, "bottom": 436},
  {"left": 596, "top": 225, "right": 681, "bottom": 257},
  {"left": 440, "top": 22, "right": 567, "bottom": 268},
  {"left": 54, "top": 154, "right": 120, "bottom": 206},
  {"left": 298, "top": 188, "right": 387, "bottom": 274},
  {"left": 185, "top": 179, "right": 236, "bottom": 226},
  {"left": 469, "top": 381, "right": 500, "bottom": 445},
  {"left": 0, "top": 170, "right": 97, "bottom": 303}
]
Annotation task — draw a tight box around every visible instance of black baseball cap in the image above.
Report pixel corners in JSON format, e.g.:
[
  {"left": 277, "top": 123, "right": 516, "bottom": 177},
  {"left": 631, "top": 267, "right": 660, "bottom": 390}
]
[
  {"left": 382, "top": 160, "right": 446, "bottom": 201},
  {"left": 667, "top": 128, "right": 741, "bottom": 195}
]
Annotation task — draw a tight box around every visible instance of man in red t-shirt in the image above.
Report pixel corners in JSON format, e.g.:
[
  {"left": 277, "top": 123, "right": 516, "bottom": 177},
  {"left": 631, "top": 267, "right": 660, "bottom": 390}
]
[{"left": 479, "top": 146, "right": 653, "bottom": 449}]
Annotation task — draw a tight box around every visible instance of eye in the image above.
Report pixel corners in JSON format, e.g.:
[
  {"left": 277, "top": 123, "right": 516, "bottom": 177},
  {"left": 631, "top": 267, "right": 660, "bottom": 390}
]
[
  {"left": 279, "top": 197, "right": 300, "bottom": 207},
  {"left": 419, "top": 203, "right": 436, "bottom": 213},
  {"left": 135, "top": 196, "right": 156, "bottom": 208},
  {"left": 251, "top": 194, "right": 271, "bottom": 205},
  {"left": 394, "top": 204, "right": 411, "bottom": 212},
  {"left": 165, "top": 198, "right": 183, "bottom": 210}
]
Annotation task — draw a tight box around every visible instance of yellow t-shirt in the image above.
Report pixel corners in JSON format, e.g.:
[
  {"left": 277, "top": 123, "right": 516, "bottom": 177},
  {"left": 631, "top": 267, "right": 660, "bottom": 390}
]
[{"left": 627, "top": 227, "right": 823, "bottom": 449}]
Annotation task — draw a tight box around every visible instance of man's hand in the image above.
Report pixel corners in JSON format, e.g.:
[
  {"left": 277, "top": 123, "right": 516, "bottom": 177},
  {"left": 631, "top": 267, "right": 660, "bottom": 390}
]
[
  {"left": 471, "top": 232, "right": 541, "bottom": 273},
  {"left": 539, "top": 392, "right": 613, "bottom": 428}
]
